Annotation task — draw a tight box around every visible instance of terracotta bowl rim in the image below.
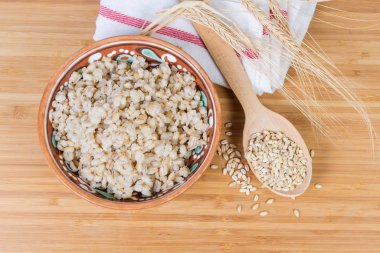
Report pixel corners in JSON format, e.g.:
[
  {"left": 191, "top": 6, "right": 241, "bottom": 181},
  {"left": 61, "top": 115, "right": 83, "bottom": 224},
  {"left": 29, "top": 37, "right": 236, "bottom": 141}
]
[{"left": 38, "top": 35, "right": 222, "bottom": 210}]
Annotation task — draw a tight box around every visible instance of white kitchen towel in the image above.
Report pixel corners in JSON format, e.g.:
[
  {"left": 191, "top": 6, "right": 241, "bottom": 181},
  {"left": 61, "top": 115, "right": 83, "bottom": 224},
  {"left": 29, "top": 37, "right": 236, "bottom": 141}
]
[{"left": 94, "top": 0, "right": 317, "bottom": 95}]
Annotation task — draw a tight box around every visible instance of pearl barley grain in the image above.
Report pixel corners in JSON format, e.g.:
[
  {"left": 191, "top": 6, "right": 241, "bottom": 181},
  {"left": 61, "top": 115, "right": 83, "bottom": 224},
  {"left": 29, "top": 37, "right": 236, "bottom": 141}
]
[
  {"left": 237, "top": 204, "right": 242, "bottom": 213},
  {"left": 229, "top": 181, "right": 237, "bottom": 187},
  {"left": 252, "top": 203, "right": 260, "bottom": 210},
  {"left": 224, "top": 122, "right": 232, "bottom": 128},
  {"left": 220, "top": 139, "right": 228, "bottom": 145},
  {"left": 210, "top": 164, "right": 218, "bottom": 170},
  {"left": 293, "top": 209, "right": 301, "bottom": 218}
]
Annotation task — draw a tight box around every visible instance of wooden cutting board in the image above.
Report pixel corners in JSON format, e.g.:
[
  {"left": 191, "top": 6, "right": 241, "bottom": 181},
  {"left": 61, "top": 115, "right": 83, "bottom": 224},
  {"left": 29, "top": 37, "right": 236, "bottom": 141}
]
[{"left": 0, "top": 0, "right": 379, "bottom": 252}]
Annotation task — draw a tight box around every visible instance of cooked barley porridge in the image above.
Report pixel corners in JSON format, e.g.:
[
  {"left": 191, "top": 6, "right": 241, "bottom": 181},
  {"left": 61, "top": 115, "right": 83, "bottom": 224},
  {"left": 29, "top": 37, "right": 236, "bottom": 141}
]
[{"left": 49, "top": 56, "right": 209, "bottom": 199}]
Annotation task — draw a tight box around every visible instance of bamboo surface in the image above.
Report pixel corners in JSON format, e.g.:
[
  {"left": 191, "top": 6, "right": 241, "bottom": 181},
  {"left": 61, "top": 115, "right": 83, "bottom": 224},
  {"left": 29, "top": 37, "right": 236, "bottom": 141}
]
[{"left": 0, "top": 0, "right": 379, "bottom": 252}]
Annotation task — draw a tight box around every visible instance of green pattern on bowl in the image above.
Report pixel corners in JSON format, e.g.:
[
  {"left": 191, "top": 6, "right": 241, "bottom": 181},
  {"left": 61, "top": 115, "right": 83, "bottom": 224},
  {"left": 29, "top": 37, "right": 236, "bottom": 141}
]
[
  {"left": 141, "top": 48, "right": 164, "bottom": 62},
  {"left": 52, "top": 133, "right": 57, "bottom": 149},
  {"left": 95, "top": 188, "right": 115, "bottom": 199},
  {"left": 190, "top": 162, "right": 199, "bottom": 172},
  {"left": 116, "top": 53, "right": 134, "bottom": 63},
  {"left": 194, "top": 146, "right": 203, "bottom": 154},
  {"left": 200, "top": 91, "right": 208, "bottom": 107}
]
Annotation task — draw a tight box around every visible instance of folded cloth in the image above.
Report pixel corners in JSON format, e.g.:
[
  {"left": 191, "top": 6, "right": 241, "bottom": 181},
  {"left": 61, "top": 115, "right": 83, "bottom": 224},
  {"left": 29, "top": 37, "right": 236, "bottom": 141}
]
[{"left": 94, "top": 0, "right": 316, "bottom": 95}]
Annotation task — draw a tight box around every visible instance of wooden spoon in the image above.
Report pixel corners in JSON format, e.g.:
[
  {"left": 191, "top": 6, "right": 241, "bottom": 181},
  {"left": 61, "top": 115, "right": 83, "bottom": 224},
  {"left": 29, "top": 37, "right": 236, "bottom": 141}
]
[{"left": 193, "top": 23, "right": 312, "bottom": 197}]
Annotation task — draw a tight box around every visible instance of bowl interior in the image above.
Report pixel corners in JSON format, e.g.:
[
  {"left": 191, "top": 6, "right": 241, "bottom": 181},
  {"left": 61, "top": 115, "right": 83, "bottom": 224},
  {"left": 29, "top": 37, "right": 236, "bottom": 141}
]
[{"left": 43, "top": 37, "right": 219, "bottom": 205}]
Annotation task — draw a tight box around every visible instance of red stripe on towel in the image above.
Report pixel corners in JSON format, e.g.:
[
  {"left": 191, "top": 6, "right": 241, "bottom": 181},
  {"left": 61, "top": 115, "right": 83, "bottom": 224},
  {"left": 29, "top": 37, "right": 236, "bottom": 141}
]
[
  {"left": 99, "top": 6, "right": 206, "bottom": 48},
  {"left": 99, "top": 5, "right": 259, "bottom": 59}
]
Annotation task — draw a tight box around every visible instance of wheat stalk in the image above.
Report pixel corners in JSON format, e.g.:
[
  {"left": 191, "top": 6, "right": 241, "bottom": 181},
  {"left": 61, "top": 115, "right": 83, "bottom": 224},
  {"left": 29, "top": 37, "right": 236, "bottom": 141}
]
[
  {"left": 142, "top": 0, "right": 377, "bottom": 153},
  {"left": 266, "top": 0, "right": 291, "bottom": 34},
  {"left": 142, "top": 1, "right": 257, "bottom": 54},
  {"left": 239, "top": 0, "right": 376, "bottom": 150}
]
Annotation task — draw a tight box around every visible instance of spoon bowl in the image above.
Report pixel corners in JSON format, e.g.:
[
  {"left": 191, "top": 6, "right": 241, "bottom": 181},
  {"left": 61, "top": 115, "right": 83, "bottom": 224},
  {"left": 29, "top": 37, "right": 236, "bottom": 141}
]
[{"left": 243, "top": 107, "right": 312, "bottom": 197}]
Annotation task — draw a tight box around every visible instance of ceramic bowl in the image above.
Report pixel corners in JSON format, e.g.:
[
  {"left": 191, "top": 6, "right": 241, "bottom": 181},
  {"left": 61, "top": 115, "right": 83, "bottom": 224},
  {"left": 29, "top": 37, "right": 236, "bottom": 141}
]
[{"left": 38, "top": 36, "right": 221, "bottom": 209}]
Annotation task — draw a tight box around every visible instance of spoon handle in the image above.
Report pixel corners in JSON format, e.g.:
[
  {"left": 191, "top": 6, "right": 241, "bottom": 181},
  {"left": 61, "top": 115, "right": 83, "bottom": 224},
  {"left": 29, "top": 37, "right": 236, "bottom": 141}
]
[{"left": 193, "top": 23, "right": 263, "bottom": 116}]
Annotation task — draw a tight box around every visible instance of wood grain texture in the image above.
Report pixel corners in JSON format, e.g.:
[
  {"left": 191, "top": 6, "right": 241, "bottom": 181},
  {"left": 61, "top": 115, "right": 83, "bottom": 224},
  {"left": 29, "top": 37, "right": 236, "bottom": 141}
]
[{"left": 0, "top": 0, "right": 379, "bottom": 252}]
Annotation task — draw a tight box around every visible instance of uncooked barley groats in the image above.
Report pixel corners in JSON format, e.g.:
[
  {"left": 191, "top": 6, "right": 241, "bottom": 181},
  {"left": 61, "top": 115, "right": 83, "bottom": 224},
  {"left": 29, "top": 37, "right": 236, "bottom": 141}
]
[
  {"left": 49, "top": 56, "right": 210, "bottom": 199},
  {"left": 245, "top": 130, "right": 307, "bottom": 192}
]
